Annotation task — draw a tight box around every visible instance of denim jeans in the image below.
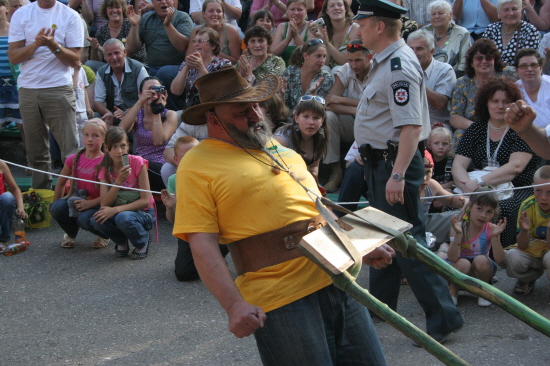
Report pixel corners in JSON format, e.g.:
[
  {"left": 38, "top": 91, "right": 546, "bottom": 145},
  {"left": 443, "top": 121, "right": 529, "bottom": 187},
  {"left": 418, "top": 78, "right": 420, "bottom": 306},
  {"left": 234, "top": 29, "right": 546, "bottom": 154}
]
[
  {"left": 0, "top": 192, "right": 16, "bottom": 241},
  {"left": 90, "top": 208, "right": 154, "bottom": 249},
  {"left": 254, "top": 285, "right": 387, "bottom": 366},
  {"left": 49, "top": 198, "right": 102, "bottom": 238}
]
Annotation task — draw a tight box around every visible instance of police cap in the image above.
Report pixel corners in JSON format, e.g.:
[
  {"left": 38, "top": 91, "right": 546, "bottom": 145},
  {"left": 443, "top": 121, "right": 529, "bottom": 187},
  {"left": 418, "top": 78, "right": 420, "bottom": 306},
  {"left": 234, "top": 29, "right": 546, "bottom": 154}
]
[{"left": 353, "top": 0, "right": 408, "bottom": 20}]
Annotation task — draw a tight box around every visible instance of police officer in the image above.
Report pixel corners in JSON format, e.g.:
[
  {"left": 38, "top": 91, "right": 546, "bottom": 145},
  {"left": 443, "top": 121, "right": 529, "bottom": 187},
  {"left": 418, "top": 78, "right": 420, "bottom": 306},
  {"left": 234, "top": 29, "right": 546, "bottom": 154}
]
[{"left": 354, "top": 0, "right": 464, "bottom": 343}]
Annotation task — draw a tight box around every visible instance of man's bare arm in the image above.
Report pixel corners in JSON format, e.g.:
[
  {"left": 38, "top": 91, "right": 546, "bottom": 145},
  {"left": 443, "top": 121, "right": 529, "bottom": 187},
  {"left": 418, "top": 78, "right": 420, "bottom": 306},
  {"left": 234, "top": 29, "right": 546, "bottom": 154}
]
[{"left": 187, "top": 232, "right": 266, "bottom": 338}]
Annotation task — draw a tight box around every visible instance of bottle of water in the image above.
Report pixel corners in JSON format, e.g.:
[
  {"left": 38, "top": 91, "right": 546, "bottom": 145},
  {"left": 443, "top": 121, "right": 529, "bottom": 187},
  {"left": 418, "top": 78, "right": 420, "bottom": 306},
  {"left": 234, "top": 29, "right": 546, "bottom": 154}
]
[
  {"left": 14, "top": 218, "right": 26, "bottom": 243},
  {"left": 2, "top": 241, "right": 30, "bottom": 256}
]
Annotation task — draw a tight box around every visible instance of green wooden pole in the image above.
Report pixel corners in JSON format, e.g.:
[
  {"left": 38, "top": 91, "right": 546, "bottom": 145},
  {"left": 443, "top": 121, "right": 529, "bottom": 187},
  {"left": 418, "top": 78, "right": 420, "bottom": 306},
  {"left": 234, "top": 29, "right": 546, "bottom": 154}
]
[
  {"left": 414, "top": 244, "right": 550, "bottom": 337},
  {"left": 331, "top": 271, "right": 471, "bottom": 366}
]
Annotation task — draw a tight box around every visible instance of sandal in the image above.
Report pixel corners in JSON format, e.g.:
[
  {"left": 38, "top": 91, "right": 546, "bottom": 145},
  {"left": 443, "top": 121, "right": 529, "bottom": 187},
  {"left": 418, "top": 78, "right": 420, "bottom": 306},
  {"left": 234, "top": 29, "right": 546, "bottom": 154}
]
[
  {"left": 115, "top": 241, "right": 129, "bottom": 258},
  {"left": 92, "top": 236, "right": 110, "bottom": 248},
  {"left": 61, "top": 234, "right": 75, "bottom": 248}
]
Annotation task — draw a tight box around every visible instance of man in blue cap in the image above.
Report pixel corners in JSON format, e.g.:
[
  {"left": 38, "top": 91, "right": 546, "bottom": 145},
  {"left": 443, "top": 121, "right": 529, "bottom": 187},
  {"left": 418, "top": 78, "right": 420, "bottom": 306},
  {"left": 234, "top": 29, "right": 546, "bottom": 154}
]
[{"left": 353, "top": 0, "right": 464, "bottom": 344}]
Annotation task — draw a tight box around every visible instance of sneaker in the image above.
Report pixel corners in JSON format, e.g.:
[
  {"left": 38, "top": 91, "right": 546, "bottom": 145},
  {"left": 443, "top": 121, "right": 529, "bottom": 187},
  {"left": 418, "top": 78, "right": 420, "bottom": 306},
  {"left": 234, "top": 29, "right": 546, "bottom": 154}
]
[
  {"left": 514, "top": 280, "right": 535, "bottom": 295},
  {"left": 61, "top": 234, "right": 75, "bottom": 248},
  {"left": 477, "top": 297, "right": 492, "bottom": 307},
  {"left": 92, "top": 236, "right": 110, "bottom": 248},
  {"left": 451, "top": 296, "right": 458, "bottom": 306}
]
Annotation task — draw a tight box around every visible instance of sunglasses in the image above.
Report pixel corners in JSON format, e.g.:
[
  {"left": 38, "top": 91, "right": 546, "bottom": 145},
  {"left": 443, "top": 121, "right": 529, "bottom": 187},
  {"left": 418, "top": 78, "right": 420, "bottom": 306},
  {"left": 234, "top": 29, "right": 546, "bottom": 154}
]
[
  {"left": 474, "top": 55, "right": 494, "bottom": 62},
  {"left": 298, "top": 95, "right": 326, "bottom": 105},
  {"left": 517, "top": 63, "right": 541, "bottom": 70},
  {"left": 304, "top": 38, "right": 324, "bottom": 50},
  {"left": 192, "top": 38, "right": 209, "bottom": 44},
  {"left": 347, "top": 43, "right": 366, "bottom": 51}
]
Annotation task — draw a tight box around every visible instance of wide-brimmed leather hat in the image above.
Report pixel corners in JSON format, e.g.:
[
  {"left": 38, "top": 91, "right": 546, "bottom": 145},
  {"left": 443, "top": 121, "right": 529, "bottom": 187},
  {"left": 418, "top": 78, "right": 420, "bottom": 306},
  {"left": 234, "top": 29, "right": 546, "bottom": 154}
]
[{"left": 181, "top": 66, "right": 279, "bottom": 125}]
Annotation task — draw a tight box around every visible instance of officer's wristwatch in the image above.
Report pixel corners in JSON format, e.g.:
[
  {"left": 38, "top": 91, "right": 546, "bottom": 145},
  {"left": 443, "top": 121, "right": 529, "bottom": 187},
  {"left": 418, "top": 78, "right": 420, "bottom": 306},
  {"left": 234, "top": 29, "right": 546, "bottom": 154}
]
[{"left": 392, "top": 173, "right": 404, "bottom": 182}]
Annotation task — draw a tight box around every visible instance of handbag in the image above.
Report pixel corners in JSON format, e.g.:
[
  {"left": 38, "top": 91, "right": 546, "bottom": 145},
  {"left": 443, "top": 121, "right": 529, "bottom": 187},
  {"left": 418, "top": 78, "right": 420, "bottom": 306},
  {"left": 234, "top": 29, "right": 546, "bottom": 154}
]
[{"left": 113, "top": 190, "right": 141, "bottom": 207}]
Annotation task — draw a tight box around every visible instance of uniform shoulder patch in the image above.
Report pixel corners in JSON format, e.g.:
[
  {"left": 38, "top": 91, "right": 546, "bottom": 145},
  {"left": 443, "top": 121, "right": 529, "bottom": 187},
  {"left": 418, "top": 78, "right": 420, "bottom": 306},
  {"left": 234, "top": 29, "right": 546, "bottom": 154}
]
[
  {"left": 391, "top": 81, "right": 410, "bottom": 106},
  {"left": 390, "top": 57, "right": 402, "bottom": 71}
]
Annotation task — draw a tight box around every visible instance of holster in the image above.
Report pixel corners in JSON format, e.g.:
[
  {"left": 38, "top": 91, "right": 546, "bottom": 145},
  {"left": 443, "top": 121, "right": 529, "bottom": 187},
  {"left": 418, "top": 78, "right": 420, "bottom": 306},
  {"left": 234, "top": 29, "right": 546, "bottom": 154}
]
[{"left": 227, "top": 215, "right": 327, "bottom": 276}]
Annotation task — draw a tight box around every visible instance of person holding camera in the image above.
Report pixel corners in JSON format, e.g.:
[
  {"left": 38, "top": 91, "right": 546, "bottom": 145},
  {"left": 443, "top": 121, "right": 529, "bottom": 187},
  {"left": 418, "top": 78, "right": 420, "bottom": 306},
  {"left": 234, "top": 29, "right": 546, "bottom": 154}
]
[
  {"left": 119, "top": 76, "right": 178, "bottom": 191},
  {"left": 94, "top": 39, "right": 149, "bottom": 126}
]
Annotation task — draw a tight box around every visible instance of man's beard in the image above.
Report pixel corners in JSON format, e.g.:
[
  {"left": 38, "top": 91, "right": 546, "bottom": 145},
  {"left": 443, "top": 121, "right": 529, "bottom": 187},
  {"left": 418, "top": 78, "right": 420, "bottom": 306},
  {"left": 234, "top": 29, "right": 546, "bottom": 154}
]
[{"left": 225, "top": 120, "right": 273, "bottom": 150}]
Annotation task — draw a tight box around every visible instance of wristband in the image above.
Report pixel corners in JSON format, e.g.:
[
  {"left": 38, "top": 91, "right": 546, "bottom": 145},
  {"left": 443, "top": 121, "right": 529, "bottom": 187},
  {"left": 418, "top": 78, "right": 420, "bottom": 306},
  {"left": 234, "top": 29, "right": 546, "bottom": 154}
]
[{"left": 153, "top": 121, "right": 162, "bottom": 125}]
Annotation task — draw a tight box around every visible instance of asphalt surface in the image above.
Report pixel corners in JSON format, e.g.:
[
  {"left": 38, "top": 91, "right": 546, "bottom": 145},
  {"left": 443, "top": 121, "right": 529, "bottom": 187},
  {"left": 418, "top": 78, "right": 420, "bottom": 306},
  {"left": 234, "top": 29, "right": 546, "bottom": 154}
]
[{"left": 1, "top": 166, "right": 550, "bottom": 365}]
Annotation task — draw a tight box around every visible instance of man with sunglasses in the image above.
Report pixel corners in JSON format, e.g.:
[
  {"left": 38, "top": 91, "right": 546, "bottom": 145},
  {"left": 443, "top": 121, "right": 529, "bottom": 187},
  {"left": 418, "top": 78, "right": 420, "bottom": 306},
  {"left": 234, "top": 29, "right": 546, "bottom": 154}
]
[
  {"left": 323, "top": 40, "right": 372, "bottom": 193},
  {"left": 353, "top": 0, "right": 463, "bottom": 344}
]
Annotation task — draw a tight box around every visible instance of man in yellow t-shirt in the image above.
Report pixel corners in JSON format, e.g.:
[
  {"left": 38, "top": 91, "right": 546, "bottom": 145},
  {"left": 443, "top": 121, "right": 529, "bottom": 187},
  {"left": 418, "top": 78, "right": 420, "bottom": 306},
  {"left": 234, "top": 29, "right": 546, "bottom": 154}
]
[{"left": 173, "top": 66, "right": 394, "bottom": 365}]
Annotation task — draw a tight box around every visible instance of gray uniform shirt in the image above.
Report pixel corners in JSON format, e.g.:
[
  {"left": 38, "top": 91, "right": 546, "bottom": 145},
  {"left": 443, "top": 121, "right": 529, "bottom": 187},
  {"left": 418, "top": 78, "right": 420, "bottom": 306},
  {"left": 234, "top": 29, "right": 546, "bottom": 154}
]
[
  {"left": 355, "top": 39, "right": 430, "bottom": 149},
  {"left": 424, "top": 58, "right": 456, "bottom": 125}
]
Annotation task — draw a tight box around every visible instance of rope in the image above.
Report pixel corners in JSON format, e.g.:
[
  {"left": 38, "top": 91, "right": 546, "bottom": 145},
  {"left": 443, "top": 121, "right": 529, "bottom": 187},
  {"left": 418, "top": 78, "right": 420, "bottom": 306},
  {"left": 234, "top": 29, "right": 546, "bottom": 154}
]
[
  {"left": 332, "top": 181, "right": 545, "bottom": 205},
  {"left": 5, "top": 158, "right": 544, "bottom": 204},
  {"left": 1, "top": 159, "right": 165, "bottom": 195}
]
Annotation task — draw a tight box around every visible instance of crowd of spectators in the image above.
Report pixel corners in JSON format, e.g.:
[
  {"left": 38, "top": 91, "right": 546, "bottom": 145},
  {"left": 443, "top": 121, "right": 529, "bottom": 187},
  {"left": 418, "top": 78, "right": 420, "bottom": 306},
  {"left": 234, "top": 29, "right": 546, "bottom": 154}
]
[{"left": 2, "top": 0, "right": 550, "bottom": 295}]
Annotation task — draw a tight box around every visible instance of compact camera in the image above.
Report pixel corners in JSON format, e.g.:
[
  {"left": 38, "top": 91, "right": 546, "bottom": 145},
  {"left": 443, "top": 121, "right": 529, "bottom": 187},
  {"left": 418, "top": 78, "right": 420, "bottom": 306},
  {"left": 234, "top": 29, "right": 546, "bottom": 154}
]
[
  {"left": 310, "top": 18, "right": 325, "bottom": 27},
  {"left": 151, "top": 85, "right": 166, "bottom": 94}
]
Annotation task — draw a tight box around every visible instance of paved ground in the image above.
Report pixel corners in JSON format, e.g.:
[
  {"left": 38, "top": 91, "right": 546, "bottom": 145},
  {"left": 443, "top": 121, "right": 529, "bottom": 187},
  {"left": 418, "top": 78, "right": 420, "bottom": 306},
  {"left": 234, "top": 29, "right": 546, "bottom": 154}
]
[
  {"left": 1, "top": 211, "right": 549, "bottom": 366},
  {"left": 1, "top": 163, "right": 550, "bottom": 365}
]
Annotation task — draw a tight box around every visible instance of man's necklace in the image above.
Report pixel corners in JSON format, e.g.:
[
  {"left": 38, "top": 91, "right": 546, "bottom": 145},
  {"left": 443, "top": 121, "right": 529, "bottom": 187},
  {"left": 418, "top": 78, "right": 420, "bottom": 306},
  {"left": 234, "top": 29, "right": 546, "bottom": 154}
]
[{"left": 207, "top": 137, "right": 289, "bottom": 175}]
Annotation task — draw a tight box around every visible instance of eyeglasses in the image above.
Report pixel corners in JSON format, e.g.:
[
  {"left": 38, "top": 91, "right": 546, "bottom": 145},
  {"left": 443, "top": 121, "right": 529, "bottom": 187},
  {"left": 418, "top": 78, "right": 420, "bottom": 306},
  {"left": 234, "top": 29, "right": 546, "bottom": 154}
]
[
  {"left": 474, "top": 55, "right": 494, "bottom": 62},
  {"left": 304, "top": 38, "right": 324, "bottom": 50},
  {"left": 517, "top": 63, "right": 541, "bottom": 70},
  {"left": 192, "top": 38, "right": 208, "bottom": 44},
  {"left": 298, "top": 95, "right": 326, "bottom": 105},
  {"left": 347, "top": 43, "right": 367, "bottom": 51}
]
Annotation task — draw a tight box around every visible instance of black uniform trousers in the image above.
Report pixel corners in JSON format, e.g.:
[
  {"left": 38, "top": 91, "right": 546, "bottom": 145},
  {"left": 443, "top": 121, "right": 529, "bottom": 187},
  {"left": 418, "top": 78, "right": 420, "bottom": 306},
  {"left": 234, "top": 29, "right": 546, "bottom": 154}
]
[{"left": 365, "top": 150, "right": 464, "bottom": 335}]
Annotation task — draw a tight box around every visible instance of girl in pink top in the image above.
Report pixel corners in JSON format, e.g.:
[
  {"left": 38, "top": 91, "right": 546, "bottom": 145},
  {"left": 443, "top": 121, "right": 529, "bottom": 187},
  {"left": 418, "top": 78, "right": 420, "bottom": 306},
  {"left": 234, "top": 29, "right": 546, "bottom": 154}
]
[
  {"left": 447, "top": 188, "right": 506, "bottom": 307},
  {"left": 91, "top": 127, "right": 154, "bottom": 260},
  {"left": 50, "top": 119, "right": 109, "bottom": 249}
]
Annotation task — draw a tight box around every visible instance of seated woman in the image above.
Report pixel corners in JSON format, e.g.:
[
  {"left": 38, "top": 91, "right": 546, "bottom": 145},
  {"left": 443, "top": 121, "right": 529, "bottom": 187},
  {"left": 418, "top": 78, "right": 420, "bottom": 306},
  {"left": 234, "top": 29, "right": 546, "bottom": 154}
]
[
  {"left": 186, "top": 0, "right": 241, "bottom": 64},
  {"left": 452, "top": 78, "right": 537, "bottom": 248},
  {"left": 119, "top": 77, "right": 178, "bottom": 192},
  {"left": 482, "top": 0, "right": 540, "bottom": 66},
  {"left": 236, "top": 26, "right": 286, "bottom": 84},
  {"left": 271, "top": 0, "right": 313, "bottom": 65},
  {"left": 274, "top": 95, "right": 328, "bottom": 176},
  {"left": 249, "top": 9, "right": 277, "bottom": 34},
  {"left": 422, "top": 0, "right": 471, "bottom": 77},
  {"left": 450, "top": 38, "right": 516, "bottom": 149},
  {"left": 88, "top": 0, "right": 147, "bottom": 67},
  {"left": 171, "top": 27, "right": 231, "bottom": 109},
  {"left": 281, "top": 39, "right": 334, "bottom": 111},
  {"left": 514, "top": 48, "right": 550, "bottom": 128},
  {"left": 310, "top": 0, "right": 359, "bottom": 69}
]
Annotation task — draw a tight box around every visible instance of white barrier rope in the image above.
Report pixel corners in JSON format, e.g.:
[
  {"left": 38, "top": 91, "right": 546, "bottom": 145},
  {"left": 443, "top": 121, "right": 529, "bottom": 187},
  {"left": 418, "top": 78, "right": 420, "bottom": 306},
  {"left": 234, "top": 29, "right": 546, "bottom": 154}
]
[
  {"left": 332, "top": 182, "right": 544, "bottom": 206},
  {"left": 1, "top": 159, "right": 164, "bottom": 195},
  {"left": 3, "top": 158, "right": 544, "bottom": 205}
]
